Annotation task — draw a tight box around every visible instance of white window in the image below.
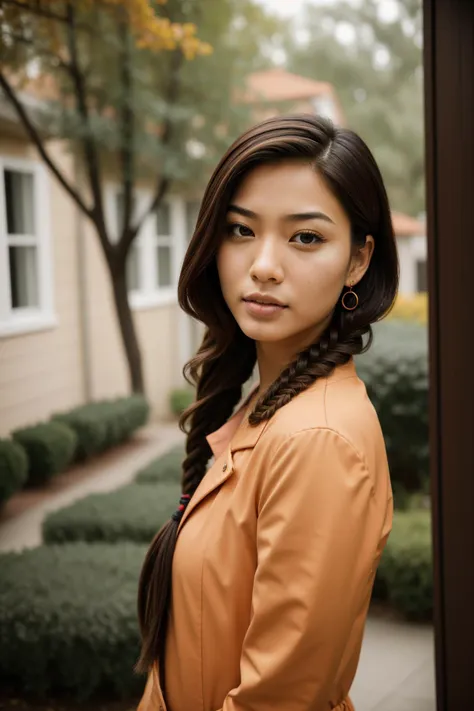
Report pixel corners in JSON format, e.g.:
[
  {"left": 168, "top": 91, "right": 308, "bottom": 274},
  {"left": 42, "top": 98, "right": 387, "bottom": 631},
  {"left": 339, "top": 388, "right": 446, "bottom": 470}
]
[
  {"left": 0, "top": 158, "right": 55, "bottom": 337},
  {"left": 416, "top": 259, "right": 428, "bottom": 293},
  {"left": 155, "top": 202, "right": 173, "bottom": 290},
  {"left": 185, "top": 200, "right": 201, "bottom": 242},
  {"left": 106, "top": 185, "right": 187, "bottom": 309},
  {"left": 114, "top": 190, "right": 142, "bottom": 293}
]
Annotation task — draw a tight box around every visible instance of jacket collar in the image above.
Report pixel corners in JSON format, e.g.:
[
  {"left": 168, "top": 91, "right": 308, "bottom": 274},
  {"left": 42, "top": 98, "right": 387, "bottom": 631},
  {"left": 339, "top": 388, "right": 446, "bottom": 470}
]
[
  {"left": 177, "top": 358, "right": 356, "bottom": 533},
  {"left": 207, "top": 357, "right": 356, "bottom": 454},
  {"left": 178, "top": 391, "right": 267, "bottom": 533}
]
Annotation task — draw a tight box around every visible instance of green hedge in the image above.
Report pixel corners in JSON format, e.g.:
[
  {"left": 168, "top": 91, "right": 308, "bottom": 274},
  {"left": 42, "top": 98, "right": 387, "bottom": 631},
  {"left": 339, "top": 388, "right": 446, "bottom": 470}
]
[
  {"left": 169, "top": 387, "right": 194, "bottom": 416},
  {"left": 0, "top": 542, "right": 147, "bottom": 700},
  {"left": 12, "top": 422, "right": 77, "bottom": 487},
  {"left": 135, "top": 444, "right": 184, "bottom": 484},
  {"left": 0, "top": 438, "right": 29, "bottom": 505},
  {"left": 52, "top": 395, "right": 149, "bottom": 462},
  {"left": 43, "top": 481, "right": 180, "bottom": 544},
  {"left": 357, "top": 321, "right": 429, "bottom": 505},
  {"left": 374, "top": 508, "right": 433, "bottom": 621}
]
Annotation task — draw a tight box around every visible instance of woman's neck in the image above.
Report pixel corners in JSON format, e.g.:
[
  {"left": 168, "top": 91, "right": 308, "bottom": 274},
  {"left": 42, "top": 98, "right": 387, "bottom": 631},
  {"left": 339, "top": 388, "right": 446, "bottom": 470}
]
[{"left": 255, "top": 321, "right": 329, "bottom": 394}]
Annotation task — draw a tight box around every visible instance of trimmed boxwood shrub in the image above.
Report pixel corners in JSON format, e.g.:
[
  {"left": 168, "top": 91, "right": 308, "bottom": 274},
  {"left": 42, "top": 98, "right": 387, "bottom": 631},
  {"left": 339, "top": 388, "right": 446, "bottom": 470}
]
[
  {"left": 0, "top": 542, "right": 147, "bottom": 700},
  {"left": 52, "top": 395, "right": 149, "bottom": 461},
  {"left": 135, "top": 444, "right": 184, "bottom": 484},
  {"left": 43, "top": 481, "right": 180, "bottom": 544},
  {"left": 169, "top": 387, "right": 194, "bottom": 416},
  {"left": 12, "top": 422, "right": 77, "bottom": 487},
  {"left": 357, "top": 320, "right": 429, "bottom": 504},
  {"left": 0, "top": 438, "right": 29, "bottom": 505},
  {"left": 374, "top": 508, "right": 433, "bottom": 621}
]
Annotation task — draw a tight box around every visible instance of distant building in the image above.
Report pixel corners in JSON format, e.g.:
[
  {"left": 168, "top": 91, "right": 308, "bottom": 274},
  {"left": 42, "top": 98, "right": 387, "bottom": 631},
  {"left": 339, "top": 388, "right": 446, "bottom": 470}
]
[{"left": 241, "top": 67, "right": 345, "bottom": 125}]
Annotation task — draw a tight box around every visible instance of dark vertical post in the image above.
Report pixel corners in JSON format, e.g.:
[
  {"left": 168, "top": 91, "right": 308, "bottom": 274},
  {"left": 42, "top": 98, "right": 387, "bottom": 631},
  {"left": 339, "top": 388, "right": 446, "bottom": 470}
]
[{"left": 423, "top": 0, "right": 474, "bottom": 707}]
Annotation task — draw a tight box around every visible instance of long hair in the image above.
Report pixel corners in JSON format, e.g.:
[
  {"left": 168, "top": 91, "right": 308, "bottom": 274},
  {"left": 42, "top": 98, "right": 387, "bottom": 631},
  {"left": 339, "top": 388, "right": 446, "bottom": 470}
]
[{"left": 135, "top": 114, "right": 399, "bottom": 678}]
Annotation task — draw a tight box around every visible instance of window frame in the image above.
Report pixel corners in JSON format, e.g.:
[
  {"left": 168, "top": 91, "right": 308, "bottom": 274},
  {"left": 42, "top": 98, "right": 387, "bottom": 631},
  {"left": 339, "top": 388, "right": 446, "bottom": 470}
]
[
  {"left": 105, "top": 184, "right": 187, "bottom": 310},
  {"left": 153, "top": 201, "right": 174, "bottom": 294},
  {"left": 0, "top": 156, "right": 56, "bottom": 338}
]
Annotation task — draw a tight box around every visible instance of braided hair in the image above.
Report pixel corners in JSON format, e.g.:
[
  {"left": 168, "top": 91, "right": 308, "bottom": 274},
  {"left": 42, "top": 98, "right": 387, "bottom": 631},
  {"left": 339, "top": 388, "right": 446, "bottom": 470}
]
[{"left": 135, "top": 114, "right": 399, "bottom": 679}]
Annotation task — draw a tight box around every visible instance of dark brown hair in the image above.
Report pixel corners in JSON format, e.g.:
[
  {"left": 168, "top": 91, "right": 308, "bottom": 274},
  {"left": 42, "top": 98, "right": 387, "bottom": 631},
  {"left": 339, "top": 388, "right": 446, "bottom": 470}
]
[{"left": 135, "top": 114, "right": 399, "bottom": 679}]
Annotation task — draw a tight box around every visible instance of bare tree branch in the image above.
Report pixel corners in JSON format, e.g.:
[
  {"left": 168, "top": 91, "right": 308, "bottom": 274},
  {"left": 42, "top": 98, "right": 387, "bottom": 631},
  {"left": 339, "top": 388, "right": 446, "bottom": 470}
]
[
  {"left": 0, "top": 0, "right": 92, "bottom": 31},
  {"left": 130, "top": 49, "right": 185, "bottom": 243},
  {"left": 64, "top": 1, "right": 110, "bottom": 257},
  {"left": 0, "top": 29, "right": 70, "bottom": 70},
  {"left": 0, "top": 69, "right": 92, "bottom": 217},
  {"left": 118, "top": 17, "right": 134, "bottom": 254}
]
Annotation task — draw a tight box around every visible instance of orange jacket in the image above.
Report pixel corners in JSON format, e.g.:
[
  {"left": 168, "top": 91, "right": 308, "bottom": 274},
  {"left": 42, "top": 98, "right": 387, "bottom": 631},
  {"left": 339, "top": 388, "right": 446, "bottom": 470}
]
[{"left": 137, "top": 359, "right": 393, "bottom": 711}]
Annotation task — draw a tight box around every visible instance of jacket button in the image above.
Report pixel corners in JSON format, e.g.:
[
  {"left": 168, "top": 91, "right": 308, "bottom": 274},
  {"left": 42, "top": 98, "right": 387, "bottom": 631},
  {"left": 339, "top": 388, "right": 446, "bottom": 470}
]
[{"left": 222, "top": 463, "right": 227, "bottom": 472}]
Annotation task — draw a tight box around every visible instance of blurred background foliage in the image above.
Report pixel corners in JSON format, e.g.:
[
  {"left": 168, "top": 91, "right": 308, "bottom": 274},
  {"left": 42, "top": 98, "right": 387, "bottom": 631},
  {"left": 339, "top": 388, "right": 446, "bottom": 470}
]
[{"left": 281, "top": 0, "right": 424, "bottom": 217}]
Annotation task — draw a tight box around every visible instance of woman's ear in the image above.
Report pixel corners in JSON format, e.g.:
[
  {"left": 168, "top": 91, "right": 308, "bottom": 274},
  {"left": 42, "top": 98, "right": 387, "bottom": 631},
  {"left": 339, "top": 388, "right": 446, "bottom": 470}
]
[{"left": 347, "top": 235, "right": 374, "bottom": 286}]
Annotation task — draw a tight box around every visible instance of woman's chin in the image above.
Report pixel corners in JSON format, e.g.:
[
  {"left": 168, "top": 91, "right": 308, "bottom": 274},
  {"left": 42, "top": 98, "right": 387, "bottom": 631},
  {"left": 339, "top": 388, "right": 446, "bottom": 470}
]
[{"left": 237, "top": 319, "right": 292, "bottom": 343}]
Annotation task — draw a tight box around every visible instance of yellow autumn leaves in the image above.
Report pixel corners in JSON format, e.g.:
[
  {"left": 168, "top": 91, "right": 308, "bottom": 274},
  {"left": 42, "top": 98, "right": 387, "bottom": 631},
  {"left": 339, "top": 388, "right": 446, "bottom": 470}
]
[
  {"left": 100, "top": 0, "right": 212, "bottom": 57},
  {"left": 6, "top": 0, "right": 213, "bottom": 59},
  {"left": 387, "top": 293, "right": 428, "bottom": 324}
]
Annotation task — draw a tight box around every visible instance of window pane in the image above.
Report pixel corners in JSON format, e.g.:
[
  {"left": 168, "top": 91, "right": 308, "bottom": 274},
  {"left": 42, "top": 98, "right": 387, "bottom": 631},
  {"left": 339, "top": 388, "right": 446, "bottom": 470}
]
[
  {"left": 9, "top": 246, "right": 39, "bottom": 308},
  {"left": 156, "top": 202, "right": 171, "bottom": 235},
  {"left": 126, "top": 244, "right": 140, "bottom": 292},
  {"left": 185, "top": 200, "right": 201, "bottom": 241},
  {"left": 116, "top": 192, "right": 124, "bottom": 233},
  {"left": 4, "top": 170, "right": 35, "bottom": 235},
  {"left": 157, "top": 245, "right": 172, "bottom": 287},
  {"left": 115, "top": 191, "right": 136, "bottom": 234},
  {"left": 417, "top": 259, "right": 428, "bottom": 292}
]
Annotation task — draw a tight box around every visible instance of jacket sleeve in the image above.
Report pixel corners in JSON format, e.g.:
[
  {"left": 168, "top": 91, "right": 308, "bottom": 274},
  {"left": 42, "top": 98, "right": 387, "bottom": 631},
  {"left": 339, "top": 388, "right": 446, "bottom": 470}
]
[{"left": 217, "top": 427, "right": 387, "bottom": 711}]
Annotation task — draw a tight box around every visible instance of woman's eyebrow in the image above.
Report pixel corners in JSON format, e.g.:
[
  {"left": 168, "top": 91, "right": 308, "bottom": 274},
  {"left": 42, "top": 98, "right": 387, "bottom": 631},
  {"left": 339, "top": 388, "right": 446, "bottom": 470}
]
[{"left": 227, "top": 203, "right": 335, "bottom": 224}]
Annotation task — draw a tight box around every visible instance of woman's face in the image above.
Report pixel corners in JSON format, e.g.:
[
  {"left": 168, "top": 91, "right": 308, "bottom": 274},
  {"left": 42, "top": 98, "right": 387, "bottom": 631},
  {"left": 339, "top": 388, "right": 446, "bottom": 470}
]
[{"left": 216, "top": 160, "right": 372, "bottom": 352}]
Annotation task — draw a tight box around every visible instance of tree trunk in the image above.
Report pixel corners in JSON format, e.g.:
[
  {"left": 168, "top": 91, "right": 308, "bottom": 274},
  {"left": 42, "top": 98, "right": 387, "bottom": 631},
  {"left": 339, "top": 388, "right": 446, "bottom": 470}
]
[{"left": 108, "top": 255, "right": 145, "bottom": 394}]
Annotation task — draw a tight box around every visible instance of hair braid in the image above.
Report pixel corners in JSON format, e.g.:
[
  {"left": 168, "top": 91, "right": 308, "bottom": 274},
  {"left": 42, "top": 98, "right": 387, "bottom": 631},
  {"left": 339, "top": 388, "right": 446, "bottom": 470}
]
[
  {"left": 180, "top": 331, "right": 256, "bottom": 494},
  {"left": 135, "top": 333, "right": 256, "bottom": 676},
  {"left": 180, "top": 383, "right": 244, "bottom": 495},
  {"left": 249, "top": 318, "right": 370, "bottom": 426}
]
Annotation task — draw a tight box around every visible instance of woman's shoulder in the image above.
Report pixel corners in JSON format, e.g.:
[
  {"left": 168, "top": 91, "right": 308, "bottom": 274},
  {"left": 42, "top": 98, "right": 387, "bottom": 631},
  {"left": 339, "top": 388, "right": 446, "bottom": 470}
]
[{"left": 262, "top": 360, "right": 384, "bottom": 465}]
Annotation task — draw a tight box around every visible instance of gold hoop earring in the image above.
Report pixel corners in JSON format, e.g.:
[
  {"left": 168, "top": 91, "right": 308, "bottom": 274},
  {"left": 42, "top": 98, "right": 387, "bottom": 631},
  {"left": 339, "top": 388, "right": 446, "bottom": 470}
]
[{"left": 341, "top": 283, "right": 359, "bottom": 311}]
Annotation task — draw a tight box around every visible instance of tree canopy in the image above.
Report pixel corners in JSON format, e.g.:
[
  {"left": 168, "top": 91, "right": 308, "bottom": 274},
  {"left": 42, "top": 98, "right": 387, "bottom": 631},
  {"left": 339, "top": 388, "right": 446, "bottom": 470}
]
[
  {"left": 284, "top": 0, "right": 424, "bottom": 217},
  {"left": 0, "top": 0, "right": 281, "bottom": 393}
]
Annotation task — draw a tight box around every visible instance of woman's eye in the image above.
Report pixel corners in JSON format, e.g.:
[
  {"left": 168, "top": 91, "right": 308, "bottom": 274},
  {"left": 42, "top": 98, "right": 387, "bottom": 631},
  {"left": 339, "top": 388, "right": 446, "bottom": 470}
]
[
  {"left": 292, "top": 231, "right": 323, "bottom": 245},
  {"left": 226, "top": 223, "right": 254, "bottom": 238}
]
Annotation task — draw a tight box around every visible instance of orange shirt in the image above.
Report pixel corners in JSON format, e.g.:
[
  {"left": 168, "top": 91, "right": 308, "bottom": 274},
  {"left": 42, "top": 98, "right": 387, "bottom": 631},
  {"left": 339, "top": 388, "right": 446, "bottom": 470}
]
[{"left": 138, "top": 359, "right": 393, "bottom": 711}]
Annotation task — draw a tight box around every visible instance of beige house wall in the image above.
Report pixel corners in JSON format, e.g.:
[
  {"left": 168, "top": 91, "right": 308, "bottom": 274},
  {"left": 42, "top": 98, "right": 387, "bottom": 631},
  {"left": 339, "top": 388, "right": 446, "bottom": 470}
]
[
  {"left": 0, "top": 130, "right": 190, "bottom": 437},
  {"left": 0, "top": 139, "right": 85, "bottom": 437},
  {"left": 82, "top": 214, "right": 182, "bottom": 418}
]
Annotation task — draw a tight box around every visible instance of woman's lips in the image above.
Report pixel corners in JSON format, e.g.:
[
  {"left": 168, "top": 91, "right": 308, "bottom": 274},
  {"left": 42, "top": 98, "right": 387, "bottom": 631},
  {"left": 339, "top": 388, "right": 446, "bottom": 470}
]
[{"left": 242, "top": 298, "right": 288, "bottom": 318}]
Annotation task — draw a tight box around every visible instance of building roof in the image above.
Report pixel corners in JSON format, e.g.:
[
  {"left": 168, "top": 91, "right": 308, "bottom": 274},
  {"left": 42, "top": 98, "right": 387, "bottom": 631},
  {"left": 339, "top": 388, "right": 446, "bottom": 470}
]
[
  {"left": 392, "top": 211, "right": 425, "bottom": 237},
  {"left": 243, "top": 68, "right": 334, "bottom": 103}
]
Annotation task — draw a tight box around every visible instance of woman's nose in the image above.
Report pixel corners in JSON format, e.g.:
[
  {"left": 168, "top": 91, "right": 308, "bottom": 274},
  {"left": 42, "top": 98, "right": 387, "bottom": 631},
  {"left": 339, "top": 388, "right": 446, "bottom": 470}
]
[{"left": 249, "top": 239, "right": 284, "bottom": 284}]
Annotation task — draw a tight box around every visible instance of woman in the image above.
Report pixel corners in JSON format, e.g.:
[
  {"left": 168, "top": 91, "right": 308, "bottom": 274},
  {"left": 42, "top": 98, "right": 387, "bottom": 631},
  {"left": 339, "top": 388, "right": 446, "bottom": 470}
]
[{"left": 136, "top": 114, "right": 398, "bottom": 711}]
